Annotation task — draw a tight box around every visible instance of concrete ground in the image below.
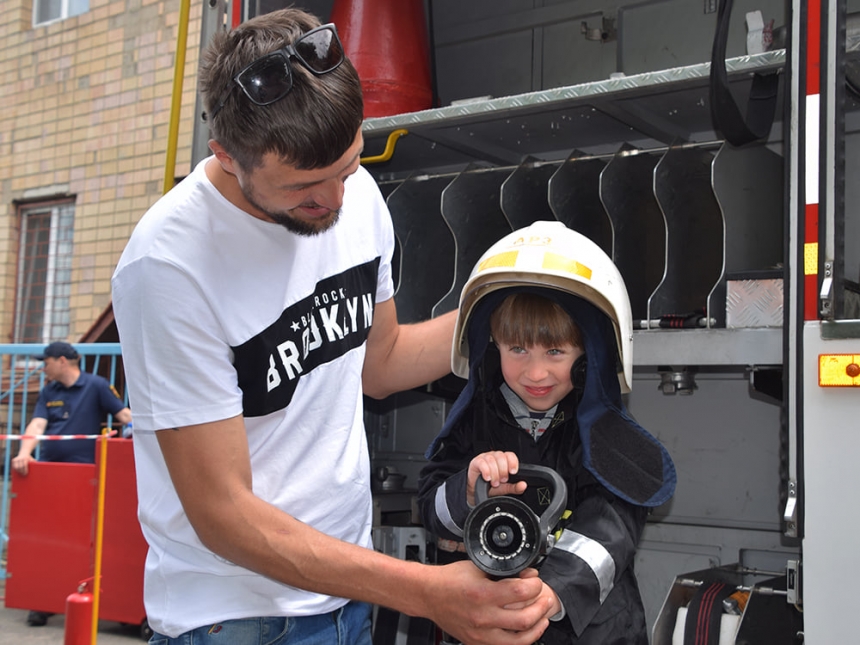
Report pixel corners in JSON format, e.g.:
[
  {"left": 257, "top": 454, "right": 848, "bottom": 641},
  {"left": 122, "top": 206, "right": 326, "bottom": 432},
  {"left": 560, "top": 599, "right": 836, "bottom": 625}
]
[{"left": 0, "top": 579, "right": 144, "bottom": 644}]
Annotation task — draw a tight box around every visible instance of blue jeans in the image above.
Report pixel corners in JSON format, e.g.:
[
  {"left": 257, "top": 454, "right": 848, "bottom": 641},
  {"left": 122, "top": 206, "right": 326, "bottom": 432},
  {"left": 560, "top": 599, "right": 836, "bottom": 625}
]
[{"left": 149, "top": 601, "right": 372, "bottom": 645}]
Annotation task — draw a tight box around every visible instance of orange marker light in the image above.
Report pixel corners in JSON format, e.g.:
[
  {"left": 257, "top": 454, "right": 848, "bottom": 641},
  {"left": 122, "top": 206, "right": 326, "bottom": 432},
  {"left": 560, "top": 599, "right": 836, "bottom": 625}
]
[{"left": 819, "top": 354, "right": 860, "bottom": 386}]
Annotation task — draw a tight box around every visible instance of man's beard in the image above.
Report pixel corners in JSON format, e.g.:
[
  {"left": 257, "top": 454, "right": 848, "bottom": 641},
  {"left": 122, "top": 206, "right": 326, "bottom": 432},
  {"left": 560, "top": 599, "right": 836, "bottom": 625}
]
[
  {"left": 269, "top": 208, "right": 340, "bottom": 236},
  {"left": 241, "top": 186, "right": 340, "bottom": 236}
]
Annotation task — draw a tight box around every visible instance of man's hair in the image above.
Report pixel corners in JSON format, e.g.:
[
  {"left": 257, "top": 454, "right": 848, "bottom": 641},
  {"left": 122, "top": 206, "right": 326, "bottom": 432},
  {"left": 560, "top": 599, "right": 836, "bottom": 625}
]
[
  {"left": 199, "top": 7, "right": 364, "bottom": 171},
  {"left": 490, "top": 293, "right": 583, "bottom": 349}
]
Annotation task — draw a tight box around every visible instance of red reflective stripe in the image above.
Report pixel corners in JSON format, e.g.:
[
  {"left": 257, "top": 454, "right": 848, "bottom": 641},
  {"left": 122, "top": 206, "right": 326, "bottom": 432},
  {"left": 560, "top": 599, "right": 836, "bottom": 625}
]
[
  {"left": 805, "top": 274, "right": 819, "bottom": 320},
  {"left": 805, "top": 202, "right": 819, "bottom": 241},
  {"left": 806, "top": 0, "right": 821, "bottom": 95}
]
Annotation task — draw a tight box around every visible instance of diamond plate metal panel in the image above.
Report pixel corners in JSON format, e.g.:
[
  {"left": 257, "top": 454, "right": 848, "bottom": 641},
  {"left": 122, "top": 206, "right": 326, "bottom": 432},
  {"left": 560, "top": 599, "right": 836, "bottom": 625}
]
[{"left": 726, "top": 278, "right": 784, "bottom": 328}]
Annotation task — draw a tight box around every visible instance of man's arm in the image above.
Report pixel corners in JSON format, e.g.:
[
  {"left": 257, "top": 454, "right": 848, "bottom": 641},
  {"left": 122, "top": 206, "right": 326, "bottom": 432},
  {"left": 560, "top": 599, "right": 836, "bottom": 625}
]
[
  {"left": 158, "top": 415, "right": 552, "bottom": 645},
  {"left": 362, "top": 298, "right": 457, "bottom": 399},
  {"left": 12, "top": 416, "right": 48, "bottom": 476}
]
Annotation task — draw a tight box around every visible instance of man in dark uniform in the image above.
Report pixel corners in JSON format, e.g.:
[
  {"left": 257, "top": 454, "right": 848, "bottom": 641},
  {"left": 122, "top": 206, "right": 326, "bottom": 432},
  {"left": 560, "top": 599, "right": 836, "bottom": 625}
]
[{"left": 11, "top": 340, "right": 132, "bottom": 626}]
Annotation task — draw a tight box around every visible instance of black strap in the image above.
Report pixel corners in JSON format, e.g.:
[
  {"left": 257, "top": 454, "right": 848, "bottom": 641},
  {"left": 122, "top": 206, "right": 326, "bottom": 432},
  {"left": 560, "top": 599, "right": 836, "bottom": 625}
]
[{"left": 710, "top": 0, "right": 779, "bottom": 146}]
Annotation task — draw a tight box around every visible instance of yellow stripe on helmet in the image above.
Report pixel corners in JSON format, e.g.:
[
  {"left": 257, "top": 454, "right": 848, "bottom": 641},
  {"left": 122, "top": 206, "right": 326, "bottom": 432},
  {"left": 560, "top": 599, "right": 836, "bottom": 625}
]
[
  {"left": 478, "top": 250, "right": 519, "bottom": 271},
  {"left": 543, "top": 252, "right": 592, "bottom": 280}
]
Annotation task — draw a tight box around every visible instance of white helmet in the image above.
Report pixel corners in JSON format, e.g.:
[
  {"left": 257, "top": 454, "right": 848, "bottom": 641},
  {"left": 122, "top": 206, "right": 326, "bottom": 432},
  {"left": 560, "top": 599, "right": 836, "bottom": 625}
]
[{"left": 452, "top": 220, "right": 634, "bottom": 392}]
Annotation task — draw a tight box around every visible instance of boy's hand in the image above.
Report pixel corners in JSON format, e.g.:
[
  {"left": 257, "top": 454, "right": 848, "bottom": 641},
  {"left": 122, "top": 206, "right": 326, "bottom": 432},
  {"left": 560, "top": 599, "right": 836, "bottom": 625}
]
[{"left": 467, "top": 450, "right": 528, "bottom": 506}]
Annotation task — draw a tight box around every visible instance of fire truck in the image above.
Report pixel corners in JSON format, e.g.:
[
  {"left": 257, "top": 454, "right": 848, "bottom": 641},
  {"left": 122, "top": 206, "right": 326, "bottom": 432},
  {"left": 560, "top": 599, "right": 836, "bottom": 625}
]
[{"left": 193, "top": 0, "right": 858, "bottom": 642}]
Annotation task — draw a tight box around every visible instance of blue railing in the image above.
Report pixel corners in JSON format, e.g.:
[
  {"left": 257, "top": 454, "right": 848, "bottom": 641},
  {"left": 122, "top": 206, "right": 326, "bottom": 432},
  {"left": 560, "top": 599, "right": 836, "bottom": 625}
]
[{"left": 0, "top": 343, "right": 126, "bottom": 579}]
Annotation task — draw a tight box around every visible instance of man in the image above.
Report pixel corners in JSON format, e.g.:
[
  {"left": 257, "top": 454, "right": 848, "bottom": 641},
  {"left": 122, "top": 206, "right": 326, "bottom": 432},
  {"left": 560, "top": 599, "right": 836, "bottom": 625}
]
[
  {"left": 110, "top": 7, "right": 551, "bottom": 645},
  {"left": 12, "top": 340, "right": 132, "bottom": 626}
]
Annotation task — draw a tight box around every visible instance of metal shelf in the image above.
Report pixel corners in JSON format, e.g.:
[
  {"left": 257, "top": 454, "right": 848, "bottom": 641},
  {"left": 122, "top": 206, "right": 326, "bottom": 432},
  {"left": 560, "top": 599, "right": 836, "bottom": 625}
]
[{"left": 362, "top": 50, "right": 786, "bottom": 177}]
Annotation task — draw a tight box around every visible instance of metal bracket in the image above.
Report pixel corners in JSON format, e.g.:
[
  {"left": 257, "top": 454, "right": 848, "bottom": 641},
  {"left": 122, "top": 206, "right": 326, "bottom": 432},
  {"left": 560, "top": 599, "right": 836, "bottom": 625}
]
[
  {"left": 748, "top": 366, "right": 784, "bottom": 404},
  {"left": 581, "top": 16, "right": 617, "bottom": 43},
  {"left": 657, "top": 366, "right": 698, "bottom": 395},
  {"left": 786, "top": 559, "right": 802, "bottom": 607},
  {"left": 782, "top": 480, "right": 798, "bottom": 537}
]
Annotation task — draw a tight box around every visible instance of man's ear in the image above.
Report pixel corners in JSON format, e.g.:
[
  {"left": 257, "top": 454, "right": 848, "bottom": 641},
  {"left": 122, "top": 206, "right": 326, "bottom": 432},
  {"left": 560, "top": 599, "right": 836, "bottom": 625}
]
[{"left": 208, "top": 140, "right": 236, "bottom": 174}]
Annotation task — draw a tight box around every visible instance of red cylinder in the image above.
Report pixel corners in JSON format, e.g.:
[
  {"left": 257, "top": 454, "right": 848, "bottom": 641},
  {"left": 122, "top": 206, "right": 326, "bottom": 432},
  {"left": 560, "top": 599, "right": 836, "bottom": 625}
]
[
  {"left": 64, "top": 591, "right": 93, "bottom": 645},
  {"left": 330, "top": 0, "right": 434, "bottom": 118}
]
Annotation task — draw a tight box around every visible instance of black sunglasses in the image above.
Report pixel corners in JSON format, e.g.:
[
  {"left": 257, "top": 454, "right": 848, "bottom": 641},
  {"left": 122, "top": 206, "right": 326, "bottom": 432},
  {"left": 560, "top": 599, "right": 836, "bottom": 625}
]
[{"left": 208, "top": 23, "right": 345, "bottom": 121}]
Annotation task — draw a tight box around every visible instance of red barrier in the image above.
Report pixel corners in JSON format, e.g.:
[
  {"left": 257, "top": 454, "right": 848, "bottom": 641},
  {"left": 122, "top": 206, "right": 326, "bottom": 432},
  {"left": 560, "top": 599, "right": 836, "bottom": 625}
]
[
  {"left": 6, "top": 462, "right": 94, "bottom": 614},
  {"left": 6, "top": 439, "right": 147, "bottom": 628}
]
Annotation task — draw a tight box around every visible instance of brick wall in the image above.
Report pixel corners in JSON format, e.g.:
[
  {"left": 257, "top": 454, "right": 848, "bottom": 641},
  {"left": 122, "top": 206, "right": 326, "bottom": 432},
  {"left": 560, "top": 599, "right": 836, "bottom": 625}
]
[{"left": 0, "top": 0, "right": 203, "bottom": 340}]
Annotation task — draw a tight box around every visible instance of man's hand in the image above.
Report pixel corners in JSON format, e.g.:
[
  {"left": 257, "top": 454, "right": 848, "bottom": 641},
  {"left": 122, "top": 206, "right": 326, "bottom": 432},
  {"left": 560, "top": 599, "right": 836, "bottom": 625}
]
[
  {"left": 423, "top": 561, "right": 551, "bottom": 645},
  {"left": 11, "top": 453, "right": 34, "bottom": 476},
  {"left": 467, "top": 451, "right": 528, "bottom": 506},
  {"left": 503, "top": 569, "right": 563, "bottom": 620}
]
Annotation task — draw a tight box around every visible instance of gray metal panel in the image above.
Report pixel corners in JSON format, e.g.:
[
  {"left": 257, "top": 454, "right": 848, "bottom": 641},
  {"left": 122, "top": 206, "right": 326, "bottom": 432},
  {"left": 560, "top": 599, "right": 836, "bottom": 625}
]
[
  {"left": 712, "top": 144, "right": 785, "bottom": 274},
  {"left": 386, "top": 174, "right": 457, "bottom": 323},
  {"left": 620, "top": 0, "right": 786, "bottom": 74},
  {"left": 435, "top": 166, "right": 514, "bottom": 316},
  {"left": 628, "top": 374, "right": 784, "bottom": 532},
  {"left": 429, "top": 0, "right": 535, "bottom": 27},
  {"left": 433, "top": 30, "right": 536, "bottom": 107},
  {"left": 632, "top": 328, "right": 782, "bottom": 366},
  {"left": 600, "top": 146, "right": 666, "bottom": 321},
  {"left": 652, "top": 144, "right": 723, "bottom": 324},
  {"left": 500, "top": 157, "right": 559, "bottom": 229},
  {"left": 548, "top": 153, "right": 612, "bottom": 256},
  {"left": 542, "top": 13, "right": 617, "bottom": 89}
]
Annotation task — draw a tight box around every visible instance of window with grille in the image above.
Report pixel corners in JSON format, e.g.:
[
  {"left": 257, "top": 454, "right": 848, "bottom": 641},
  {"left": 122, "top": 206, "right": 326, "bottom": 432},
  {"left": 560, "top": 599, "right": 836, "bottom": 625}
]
[
  {"left": 33, "top": 0, "right": 88, "bottom": 27},
  {"left": 15, "top": 202, "right": 75, "bottom": 343}
]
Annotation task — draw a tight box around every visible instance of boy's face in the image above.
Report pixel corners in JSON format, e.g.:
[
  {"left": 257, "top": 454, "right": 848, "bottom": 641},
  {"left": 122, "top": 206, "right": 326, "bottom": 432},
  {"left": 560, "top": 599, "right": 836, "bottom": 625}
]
[{"left": 497, "top": 342, "right": 584, "bottom": 412}]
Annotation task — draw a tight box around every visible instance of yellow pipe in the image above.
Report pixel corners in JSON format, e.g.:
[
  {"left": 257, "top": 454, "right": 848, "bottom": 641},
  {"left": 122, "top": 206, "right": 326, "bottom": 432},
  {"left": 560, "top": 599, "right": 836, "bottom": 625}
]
[
  {"left": 90, "top": 431, "right": 110, "bottom": 645},
  {"left": 360, "top": 129, "right": 408, "bottom": 164},
  {"left": 162, "top": 0, "right": 192, "bottom": 194}
]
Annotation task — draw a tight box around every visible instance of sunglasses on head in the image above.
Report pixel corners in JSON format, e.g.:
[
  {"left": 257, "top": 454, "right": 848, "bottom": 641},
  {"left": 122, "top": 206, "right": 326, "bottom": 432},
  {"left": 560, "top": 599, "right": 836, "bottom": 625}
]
[{"left": 207, "top": 23, "right": 345, "bottom": 121}]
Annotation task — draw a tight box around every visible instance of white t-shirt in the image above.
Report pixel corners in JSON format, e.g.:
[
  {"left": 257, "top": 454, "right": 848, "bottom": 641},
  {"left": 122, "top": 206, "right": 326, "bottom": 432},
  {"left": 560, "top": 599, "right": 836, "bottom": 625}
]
[{"left": 111, "top": 158, "right": 395, "bottom": 637}]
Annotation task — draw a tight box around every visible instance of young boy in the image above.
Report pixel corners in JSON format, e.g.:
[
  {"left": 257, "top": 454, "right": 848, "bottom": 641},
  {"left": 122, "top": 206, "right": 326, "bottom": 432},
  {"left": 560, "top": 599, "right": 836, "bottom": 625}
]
[{"left": 418, "top": 221, "right": 676, "bottom": 645}]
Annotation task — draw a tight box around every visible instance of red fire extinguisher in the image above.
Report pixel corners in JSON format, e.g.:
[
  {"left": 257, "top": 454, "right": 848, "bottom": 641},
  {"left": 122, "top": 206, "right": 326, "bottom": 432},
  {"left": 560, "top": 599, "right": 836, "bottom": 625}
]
[{"left": 64, "top": 579, "right": 93, "bottom": 645}]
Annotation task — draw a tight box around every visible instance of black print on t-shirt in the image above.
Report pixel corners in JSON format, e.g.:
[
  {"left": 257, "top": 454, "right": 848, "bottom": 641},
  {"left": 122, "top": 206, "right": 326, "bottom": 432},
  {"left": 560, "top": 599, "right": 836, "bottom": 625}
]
[{"left": 232, "top": 259, "right": 380, "bottom": 417}]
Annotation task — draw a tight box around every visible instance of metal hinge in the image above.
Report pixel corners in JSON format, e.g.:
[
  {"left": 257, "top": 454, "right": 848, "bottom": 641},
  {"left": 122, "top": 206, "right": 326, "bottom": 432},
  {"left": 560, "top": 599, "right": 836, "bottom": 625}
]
[
  {"left": 783, "top": 480, "right": 798, "bottom": 537},
  {"left": 819, "top": 261, "right": 834, "bottom": 319}
]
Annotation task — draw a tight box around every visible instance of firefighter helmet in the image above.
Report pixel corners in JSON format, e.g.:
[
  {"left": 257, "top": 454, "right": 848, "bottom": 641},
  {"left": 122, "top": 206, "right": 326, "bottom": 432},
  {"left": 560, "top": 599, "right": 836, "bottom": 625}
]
[{"left": 453, "top": 220, "right": 634, "bottom": 392}]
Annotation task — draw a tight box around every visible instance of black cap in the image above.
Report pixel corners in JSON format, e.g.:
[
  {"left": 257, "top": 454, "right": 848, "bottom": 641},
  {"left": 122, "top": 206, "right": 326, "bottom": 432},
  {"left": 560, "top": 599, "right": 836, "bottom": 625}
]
[{"left": 36, "top": 341, "right": 79, "bottom": 360}]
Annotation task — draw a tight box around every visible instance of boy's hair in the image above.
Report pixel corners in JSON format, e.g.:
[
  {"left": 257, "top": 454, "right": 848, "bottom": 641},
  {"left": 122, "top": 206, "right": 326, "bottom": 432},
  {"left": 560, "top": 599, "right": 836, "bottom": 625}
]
[
  {"left": 490, "top": 293, "right": 583, "bottom": 349},
  {"left": 199, "top": 7, "right": 364, "bottom": 171}
]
